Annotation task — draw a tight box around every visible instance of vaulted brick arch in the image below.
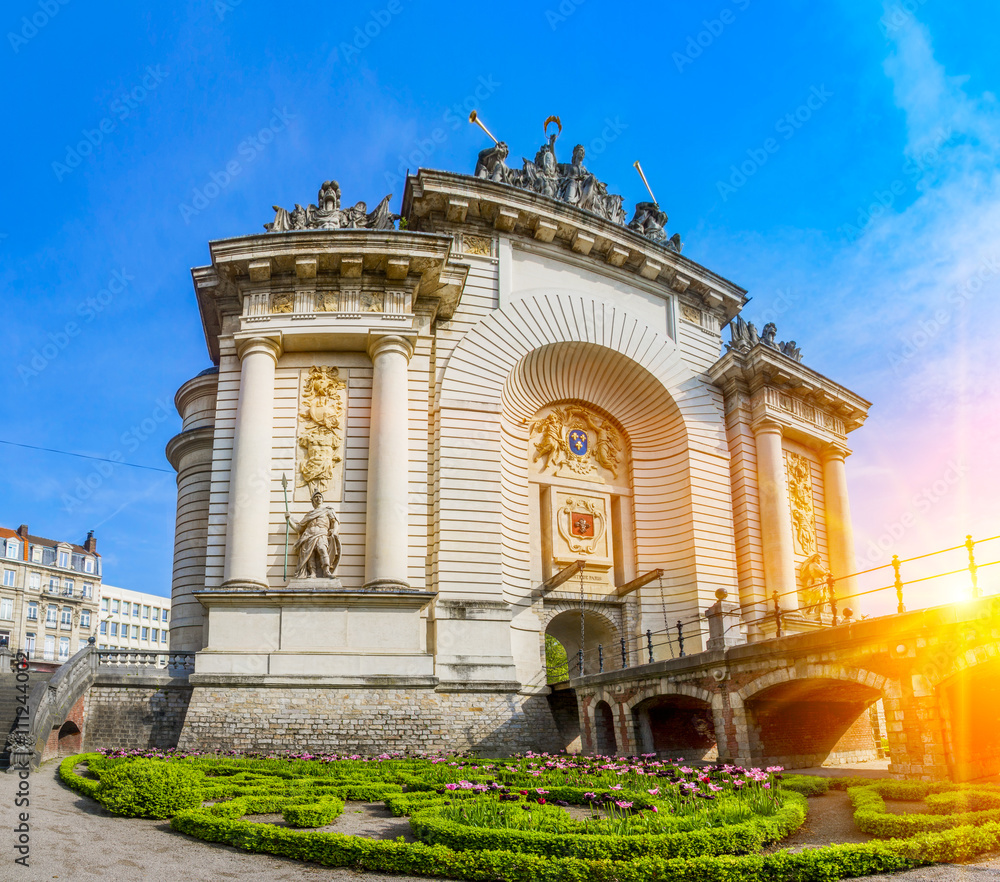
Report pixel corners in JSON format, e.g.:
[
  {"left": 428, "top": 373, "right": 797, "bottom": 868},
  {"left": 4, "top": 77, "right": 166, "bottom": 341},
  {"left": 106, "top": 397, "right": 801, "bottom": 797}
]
[{"left": 736, "top": 664, "right": 888, "bottom": 704}]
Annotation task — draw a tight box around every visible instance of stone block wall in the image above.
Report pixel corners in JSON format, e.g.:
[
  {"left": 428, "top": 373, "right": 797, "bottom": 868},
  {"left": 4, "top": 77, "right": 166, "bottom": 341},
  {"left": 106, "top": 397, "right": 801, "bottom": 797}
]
[
  {"left": 83, "top": 682, "right": 193, "bottom": 751},
  {"left": 177, "top": 685, "right": 563, "bottom": 755}
]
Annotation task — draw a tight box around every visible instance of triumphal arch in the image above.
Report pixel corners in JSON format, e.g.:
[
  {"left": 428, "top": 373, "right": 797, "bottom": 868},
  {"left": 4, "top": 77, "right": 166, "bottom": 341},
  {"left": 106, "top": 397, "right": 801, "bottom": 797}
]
[{"left": 166, "top": 125, "right": 869, "bottom": 753}]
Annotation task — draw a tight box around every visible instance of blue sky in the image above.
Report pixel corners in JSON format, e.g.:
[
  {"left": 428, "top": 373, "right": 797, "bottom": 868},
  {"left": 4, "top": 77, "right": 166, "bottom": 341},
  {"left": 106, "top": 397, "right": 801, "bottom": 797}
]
[{"left": 2, "top": 1, "right": 998, "bottom": 609}]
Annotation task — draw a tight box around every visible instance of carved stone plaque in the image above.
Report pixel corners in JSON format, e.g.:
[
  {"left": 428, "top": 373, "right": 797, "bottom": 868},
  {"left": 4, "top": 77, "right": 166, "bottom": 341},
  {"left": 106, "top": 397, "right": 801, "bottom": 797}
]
[{"left": 295, "top": 366, "right": 347, "bottom": 502}]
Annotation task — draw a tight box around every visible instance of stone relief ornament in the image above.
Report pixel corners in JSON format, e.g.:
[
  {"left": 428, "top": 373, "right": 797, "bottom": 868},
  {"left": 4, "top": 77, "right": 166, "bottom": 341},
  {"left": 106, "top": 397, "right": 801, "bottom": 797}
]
[
  {"left": 265, "top": 180, "right": 399, "bottom": 232},
  {"left": 787, "top": 452, "right": 818, "bottom": 556},
  {"left": 469, "top": 122, "right": 683, "bottom": 249},
  {"left": 726, "top": 316, "right": 804, "bottom": 362},
  {"left": 529, "top": 404, "right": 623, "bottom": 480},
  {"left": 296, "top": 366, "right": 346, "bottom": 495},
  {"left": 557, "top": 497, "right": 607, "bottom": 555}
]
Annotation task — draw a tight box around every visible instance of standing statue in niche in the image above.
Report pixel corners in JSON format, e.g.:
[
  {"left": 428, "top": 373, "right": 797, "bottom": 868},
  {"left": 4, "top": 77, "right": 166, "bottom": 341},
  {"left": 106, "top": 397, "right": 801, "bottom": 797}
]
[{"left": 287, "top": 491, "right": 342, "bottom": 579}]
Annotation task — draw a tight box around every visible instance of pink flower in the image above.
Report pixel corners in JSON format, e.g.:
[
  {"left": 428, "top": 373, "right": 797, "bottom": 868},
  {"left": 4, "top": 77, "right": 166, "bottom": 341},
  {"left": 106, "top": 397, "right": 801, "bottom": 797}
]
[
  {"left": 647, "top": 788, "right": 659, "bottom": 795},
  {"left": 650, "top": 805, "right": 659, "bottom": 813}
]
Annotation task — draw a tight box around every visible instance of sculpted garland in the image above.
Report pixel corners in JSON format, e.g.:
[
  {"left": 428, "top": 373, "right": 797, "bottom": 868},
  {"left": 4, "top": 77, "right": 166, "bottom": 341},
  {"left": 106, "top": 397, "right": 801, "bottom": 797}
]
[{"left": 529, "top": 405, "right": 623, "bottom": 480}]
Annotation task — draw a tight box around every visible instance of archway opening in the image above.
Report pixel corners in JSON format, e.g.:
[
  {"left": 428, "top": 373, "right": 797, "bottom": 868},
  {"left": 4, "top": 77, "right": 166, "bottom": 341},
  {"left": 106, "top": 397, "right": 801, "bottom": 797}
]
[
  {"left": 632, "top": 694, "right": 717, "bottom": 762},
  {"left": 594, "top": 700, "right": 617, "bottom": 756},
  {"left": 56, "top": 720, "right": 81, "bottom": 756},
  {"left": 545, "top": 609, "right": 619, "bottom": 678},
  {"left": 940, "top": 659, "right": 1000, "bottom": 781},
  {"left": 745, "top": 678, "right": 882, "bottom": 769}
]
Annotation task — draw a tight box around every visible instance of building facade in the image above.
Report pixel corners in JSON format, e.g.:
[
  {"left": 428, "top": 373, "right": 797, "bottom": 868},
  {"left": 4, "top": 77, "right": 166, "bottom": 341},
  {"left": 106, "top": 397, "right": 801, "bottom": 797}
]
[
  {"left": 0, "top": 525, "right": 101, "bottom": 666},
  {"left": 97, "top": 584, "right": 170, "bottom": 653},
  {"left": 166, "top": 137, "right": 870, "bottom": 753}
]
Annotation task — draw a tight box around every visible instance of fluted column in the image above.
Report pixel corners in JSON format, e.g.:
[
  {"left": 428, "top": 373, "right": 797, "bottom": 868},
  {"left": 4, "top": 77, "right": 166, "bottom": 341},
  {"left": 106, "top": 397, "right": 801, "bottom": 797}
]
[
  {"left": 822, "top": 444, "right": 859, "bottom": 605},
  {"left": 753, "top": 420, "right": 798, "bottom": 609},
  {"left": 222, "top": 336, "right": 281, "bottom": 590},
  {"left": 364, "top": 334, "right": 414, "bottom": 590}
]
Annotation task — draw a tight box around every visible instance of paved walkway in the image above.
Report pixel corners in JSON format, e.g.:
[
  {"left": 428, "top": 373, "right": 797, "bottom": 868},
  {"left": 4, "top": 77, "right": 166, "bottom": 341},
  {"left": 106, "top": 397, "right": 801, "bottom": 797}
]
[{"left": 2, "top": 760, "right": 1000, "bottom": 881}]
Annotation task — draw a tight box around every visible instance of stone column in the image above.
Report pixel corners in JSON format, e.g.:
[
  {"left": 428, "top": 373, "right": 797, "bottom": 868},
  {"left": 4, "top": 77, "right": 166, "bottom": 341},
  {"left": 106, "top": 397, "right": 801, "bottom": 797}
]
[
  {"left": 364, "top": 335, "right": 414, "bottom": 590},
  {"left": 752, "top": 420, "right": 798, "bottom": 610},
  {"left": 822, "top": 444, "right": 859, "bottom": 605},
  {"left": 222, "top": 336, "right": 281, "bottom": 590}
]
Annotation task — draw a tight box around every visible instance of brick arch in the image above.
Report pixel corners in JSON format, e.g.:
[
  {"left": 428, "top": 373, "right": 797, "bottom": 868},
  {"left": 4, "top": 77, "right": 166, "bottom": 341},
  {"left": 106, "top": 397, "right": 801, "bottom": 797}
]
[
  {"left": 623, "top": 682, "right": 716, "bottom": 713},
  {"left": 922, "top": 640, "right": 1000, "bottom": 690},
  {"left": 736, "top": 664, "right": 888, "bottom": 703},
  {"left": 540, "top": 600, "right": 624, "bottom": 640}
]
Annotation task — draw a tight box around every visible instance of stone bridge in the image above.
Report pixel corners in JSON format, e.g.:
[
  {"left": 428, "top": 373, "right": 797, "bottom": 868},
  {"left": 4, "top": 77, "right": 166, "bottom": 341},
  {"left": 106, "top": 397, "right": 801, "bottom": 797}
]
[{"left": 566, "top": 594, "right": 1000, "bottom": 781}]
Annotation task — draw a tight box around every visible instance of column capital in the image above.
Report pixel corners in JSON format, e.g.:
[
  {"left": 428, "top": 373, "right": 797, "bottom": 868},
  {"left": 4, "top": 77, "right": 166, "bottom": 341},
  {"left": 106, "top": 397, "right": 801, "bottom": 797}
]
[
  {"left": 367, "top": 333, "right": 415, "bottom": 363},
  {"left": 820, "top": 442, "right": 852, "bottom": 463},
  {"left": 235, "top": 335, "right": 282, "bottom": 362},
  {"left": 751, "top": 418, "right": 784, "bottom": 438}
]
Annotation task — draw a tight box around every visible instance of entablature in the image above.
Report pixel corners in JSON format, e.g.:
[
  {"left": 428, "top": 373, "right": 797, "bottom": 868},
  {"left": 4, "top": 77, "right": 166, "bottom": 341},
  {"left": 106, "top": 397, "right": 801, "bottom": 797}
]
[
  {"left": 708, "top": 344, "right": 871, "bottom": 443},
  {"left": 191, "top": 230, "right": 469, "bottom": 363},
  {"left": 403, "top": 170, "right": 747, "bottom": 324}
]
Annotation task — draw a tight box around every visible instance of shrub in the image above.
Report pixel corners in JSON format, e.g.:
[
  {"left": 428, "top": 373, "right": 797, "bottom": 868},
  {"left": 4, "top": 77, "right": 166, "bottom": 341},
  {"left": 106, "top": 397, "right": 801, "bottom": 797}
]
[
  {"left": 283, "top": 798, "right": 345, "bottom": 828},
  {"left": 96, "top": 759, "right": 203, "bottom": 818}
]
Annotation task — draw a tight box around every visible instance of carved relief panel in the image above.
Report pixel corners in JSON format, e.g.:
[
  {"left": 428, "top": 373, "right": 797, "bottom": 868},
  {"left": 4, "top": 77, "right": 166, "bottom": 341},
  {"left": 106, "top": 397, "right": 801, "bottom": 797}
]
[
  {"left": 528, "top": 403, "right": 630, "bottom": 592},
  {"left": 787, "top": 450, "right": 826, "bottom": 612},
  {"left": 295, "top": 366, "right": 347, "bottom": 503}
]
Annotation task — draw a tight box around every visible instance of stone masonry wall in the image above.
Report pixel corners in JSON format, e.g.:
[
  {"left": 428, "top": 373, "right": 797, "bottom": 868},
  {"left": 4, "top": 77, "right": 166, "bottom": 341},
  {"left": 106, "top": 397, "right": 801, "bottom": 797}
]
[
  {"left": 83, "top": 683, "right": 193, "bottom": 751},
  {"left": 178, "top": 686, "right": 563, "bottom": 755}
]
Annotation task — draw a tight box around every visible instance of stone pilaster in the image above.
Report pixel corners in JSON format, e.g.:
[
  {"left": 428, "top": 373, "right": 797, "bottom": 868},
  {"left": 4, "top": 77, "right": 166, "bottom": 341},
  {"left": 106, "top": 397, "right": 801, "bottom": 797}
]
[
  {"left": 364, "top": 334, "right": 415, "bottom": 590},
  {"left": 752, "top": 420, "right": 798, "bottom": 610},
  {"left": 822, "top": 443, "right": 859, "bottom": 606},
  {"left": 222, "top": 336, "right": 282, "bottom": 591}
]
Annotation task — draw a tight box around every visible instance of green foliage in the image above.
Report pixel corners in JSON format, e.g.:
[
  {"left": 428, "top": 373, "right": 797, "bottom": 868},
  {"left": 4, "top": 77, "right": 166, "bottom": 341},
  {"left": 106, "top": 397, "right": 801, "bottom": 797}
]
[
  {"left": 96, "top": 758, "right": 204, "bottom": 819},
  {"left": 850, "top": 781, "right": 1000, "bottom": 837},
  {"left": 282, "top": 797, "right": 345, "bottom": 828},
  {"left": 779, "top": 775, "right": 829, "bottom": 797},
  {"left": 545, "top": 634, "right": 569, "bottom": 683},
  {"left": 58, "top": 752, "right": 104, "bottom": 799}
]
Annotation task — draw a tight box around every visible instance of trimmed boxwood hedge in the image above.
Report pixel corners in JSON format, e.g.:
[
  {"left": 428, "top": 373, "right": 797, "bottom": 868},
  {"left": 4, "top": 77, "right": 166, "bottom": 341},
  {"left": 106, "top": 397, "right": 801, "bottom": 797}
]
[
  {"left": 60, "top": 753, "right": 1000, "bottom": 882},
  {"left": 851, "top": 781, "right": 1000, "bottom": 837}
]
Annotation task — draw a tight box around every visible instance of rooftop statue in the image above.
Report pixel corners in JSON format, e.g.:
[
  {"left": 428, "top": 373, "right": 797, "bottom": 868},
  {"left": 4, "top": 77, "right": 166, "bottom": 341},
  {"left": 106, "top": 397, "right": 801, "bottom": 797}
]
[
  {"left": 265, "top": 180, "right": 399, "bottom": 232},
  {"left": 726, "top": 316, "right": 804, "bottom": 362},
  {"left": 468, "top": 113, "right": 680, "bottom": 249}
]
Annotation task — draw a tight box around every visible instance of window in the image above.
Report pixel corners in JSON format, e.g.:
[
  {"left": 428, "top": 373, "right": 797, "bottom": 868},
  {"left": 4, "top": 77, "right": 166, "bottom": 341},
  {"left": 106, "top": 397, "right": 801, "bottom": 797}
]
[
  {"left": 45, "top": 605, "right": 57, "bottom": 626},
  {"left": 84, "top": 557, "right": 94, "bottom": 573},
  {"left": 82, "top": 583, "right": 92, "bottom": 598},
  {"left": 142, "top": 605, "right": 150, "bottom": 619},
  {"left": 110, "top": 623, "right": 118, "bottom": 637},
  {"left": 122, "top": 602, "right": 130, "bottom": 616},
  {"left": 5, "top": 540, "right": 18, "bottom": 559},
  {"left": 29, "top": 572, "right": 40, "bottom": 591},
  {"left": 58, "top": 637, "right": 70, "bottom": 660},
  {"left": 101, "top": 598, "right": 108, "bottom": 612},
  {"left": 152, "top": 628, "right": 159, "bottom": 643},
  {"left": 60, "top": 607, "right": 72, "bottom": 628},
  {"left": 80, "top": 610, "right": 91, "bottom": 628},
  {"left": 111, "top": 600, "right": 119, "bottom": 614},
  {"left": 25, "top": 633, "right": 35, "bottom": 658},
  {"left": 152, "top": 608, "right": 160, "bottom": 621},
  {"left": 64, "top": 579, "right": 74, "bottom": 596},
  {"left": 141, "top": 627, "right": 149, "bottom": 641},
  {"left": 58, "top": 551, "right": 69, "bottom": 567},
  {"left": 26, "top": 601, "right": 38, "bottom": 621},
  {"left": 2, "top": 569, "right": 14, "bottom": 587},
  {"left": 78, "top": 639, "right": 88, "bottom": 651},
  {"left": 43, "top": 636, "right": 54, "bottom": 660},
  {"left": 99, "top": 621, "right": 107, "bottom": 635},
  {"left": 0, "top": 598, "right": 12, "bottom": 620},
  {"left": 162, "top": 609, "right": 169, "bottom": 622},
  {"left": 47, "top": 578, "right": 58, "bottom": 593},
  {"left": 132, "top": 604, "right": 139, "bottom": 618},
  {"left": 30, "top": 546, "right": 41, "bottom": 563},
  {"left": 131, "top": 625, "right": 139, "bottom": 639}
]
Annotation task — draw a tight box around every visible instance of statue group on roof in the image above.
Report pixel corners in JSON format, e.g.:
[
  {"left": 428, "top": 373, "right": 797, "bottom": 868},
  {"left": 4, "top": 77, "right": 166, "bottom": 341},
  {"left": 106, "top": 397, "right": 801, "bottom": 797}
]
[{"left": 265, "top": 180, "right": 399, "bottom": 232}]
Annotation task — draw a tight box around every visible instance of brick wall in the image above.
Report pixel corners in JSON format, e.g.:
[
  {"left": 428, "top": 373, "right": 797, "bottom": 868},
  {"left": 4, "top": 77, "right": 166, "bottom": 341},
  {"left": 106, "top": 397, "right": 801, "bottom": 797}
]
[{"left": 748, "top": 698, "right": 878, "bottom": 767}]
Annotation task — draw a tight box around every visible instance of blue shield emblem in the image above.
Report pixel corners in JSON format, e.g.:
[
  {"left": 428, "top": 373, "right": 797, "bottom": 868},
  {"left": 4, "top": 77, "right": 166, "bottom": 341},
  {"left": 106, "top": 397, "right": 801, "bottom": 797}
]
[{"left": 567, "top": 429, "right": 588, "bottom": 457}]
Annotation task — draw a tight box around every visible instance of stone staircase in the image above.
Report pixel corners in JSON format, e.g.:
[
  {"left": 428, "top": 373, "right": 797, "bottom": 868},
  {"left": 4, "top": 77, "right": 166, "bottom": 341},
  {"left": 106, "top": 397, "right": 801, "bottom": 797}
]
[{"left": 0, "top": 669, "right": 53, "bottom": 770}]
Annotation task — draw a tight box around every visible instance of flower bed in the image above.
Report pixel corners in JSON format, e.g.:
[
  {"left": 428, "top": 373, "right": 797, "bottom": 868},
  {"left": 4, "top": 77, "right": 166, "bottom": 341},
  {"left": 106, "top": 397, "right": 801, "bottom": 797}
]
[{"left": 57, "top": 750, "right": 1000, "bottom": 881}]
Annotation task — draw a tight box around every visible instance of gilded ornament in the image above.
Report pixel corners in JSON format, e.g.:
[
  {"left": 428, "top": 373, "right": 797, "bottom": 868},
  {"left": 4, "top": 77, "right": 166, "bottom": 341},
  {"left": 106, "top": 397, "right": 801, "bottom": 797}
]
[
  {"left": 296, "top": 366, "right": 347, "bottom": 494},
  {"left": 787, "top": 452, "right": 817, "bottom": 556},
  {"left": 529, "top": 404, "right": 623, "bottom": 480}
]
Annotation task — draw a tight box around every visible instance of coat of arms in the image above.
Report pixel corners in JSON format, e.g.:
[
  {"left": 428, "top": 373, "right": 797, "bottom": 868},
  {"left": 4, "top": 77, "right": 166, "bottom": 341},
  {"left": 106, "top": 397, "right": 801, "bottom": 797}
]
[
  {"left": 529, "top": 404, "right": 622, "bottom": 479},
  {"left": 557, "top": 497, "right": 606, "bottom": 554}
]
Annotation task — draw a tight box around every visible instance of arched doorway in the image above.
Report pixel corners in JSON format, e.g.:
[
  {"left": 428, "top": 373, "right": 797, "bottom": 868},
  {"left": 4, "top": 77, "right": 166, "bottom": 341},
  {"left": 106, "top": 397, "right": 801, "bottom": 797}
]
[
  {"left": 632, "top": 694, "right": 718, "bottom": 761},
  {"left": 56, "top": 720, "right": 81, "bottom": 756},
  {"left": 594, "top": 700, "right": 617, "bottom": 755},
  {"left": 545, "top": 608, "right": 619, "bottom": 679}
]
